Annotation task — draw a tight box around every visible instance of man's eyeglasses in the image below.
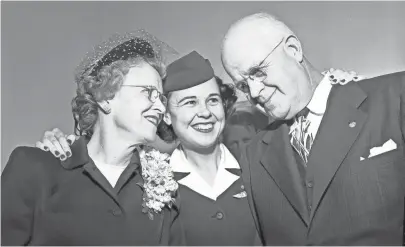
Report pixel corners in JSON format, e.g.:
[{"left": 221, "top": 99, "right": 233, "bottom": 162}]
[
  {"left": 121, "top": 85, "right": 167, "bottom": 107},
  {"left": 236, "top": 38, "right": 284, "bottom": 94}
]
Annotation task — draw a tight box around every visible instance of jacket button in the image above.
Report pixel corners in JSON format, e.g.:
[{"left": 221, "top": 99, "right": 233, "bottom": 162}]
[
  {"left": 306, "top": 181, "right": 313, "bottom": 188},
  {"left": 216, "top": 212, "right": 224, "bottom": 220},
  {"left": 111, "top": 209, "right": 122, "bottom": 216}
]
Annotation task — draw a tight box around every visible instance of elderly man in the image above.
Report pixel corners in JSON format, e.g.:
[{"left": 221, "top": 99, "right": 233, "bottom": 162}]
[{"left": 221, "top": 12, "right": 405, "bottom": 245}]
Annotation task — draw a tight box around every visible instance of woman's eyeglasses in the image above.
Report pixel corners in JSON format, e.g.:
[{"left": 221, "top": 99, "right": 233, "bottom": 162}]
[{"left": 121, "top": 85, "right": 167, "bottom": 107}]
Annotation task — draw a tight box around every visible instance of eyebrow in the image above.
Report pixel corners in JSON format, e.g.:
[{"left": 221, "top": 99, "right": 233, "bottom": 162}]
[
  {"left": 177, "top": 93, "right": 221, "bottom": 104},
  {"left": 246, "top": 65, "right": 263, "bottom": 77},
  {"left": 236, "top": 62, "right": 265, "bottom": 85},
  {"left": 245, "top": 53, "right": 271, "bottom": 77},
  {"left": 208, "top": 93, "right": 221, "bottom": 98},
  {"left": 177, "top": 96, "right": 197, "bottom": 104}
]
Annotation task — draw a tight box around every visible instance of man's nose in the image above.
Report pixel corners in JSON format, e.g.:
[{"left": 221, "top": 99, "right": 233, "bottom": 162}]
[{"left": 247, "top": 79, "right": 264, "bottom": 99}]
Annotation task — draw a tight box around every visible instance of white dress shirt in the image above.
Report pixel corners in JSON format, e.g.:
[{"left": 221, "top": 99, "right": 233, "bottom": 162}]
[{"left": 303, "top": 75, "right": 334, "bottom": 139}]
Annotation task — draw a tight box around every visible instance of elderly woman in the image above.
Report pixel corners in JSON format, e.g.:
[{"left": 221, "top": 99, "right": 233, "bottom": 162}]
[
  {"left": 36, "top": 51, "right": 262, "bottom": 246},
  {"left": 35, "top": 51, "right": 360, "bottom": 245},
  {"left": 1, "top": 31, "right": 184, "bottom": 245}
]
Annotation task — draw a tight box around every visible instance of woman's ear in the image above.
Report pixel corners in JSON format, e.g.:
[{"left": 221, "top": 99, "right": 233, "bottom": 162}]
[
  {"left": 284, "top": 35, "right": 303, "bottom": 63},
  {"left": 163, "top": 112, "right": 172, "bottom": 125},
  {"left": 97, "top": 100, "right": 111, "bottom": 114}
]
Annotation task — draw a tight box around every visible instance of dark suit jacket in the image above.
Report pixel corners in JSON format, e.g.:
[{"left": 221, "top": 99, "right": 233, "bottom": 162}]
[
  {"left": 1, "top": 138, "right": 185, "bottom": 246},
  {"left": 239, "top": 71, "right": 405, "bottom": 245}
]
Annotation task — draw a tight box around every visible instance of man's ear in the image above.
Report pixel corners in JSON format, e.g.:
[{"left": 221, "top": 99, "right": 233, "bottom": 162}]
[
  {"left": 163, "top": 112, "right": 172, "bottom": 125},
  {"left": 284, "top": 35, "right": 303, "bottom": 63}
]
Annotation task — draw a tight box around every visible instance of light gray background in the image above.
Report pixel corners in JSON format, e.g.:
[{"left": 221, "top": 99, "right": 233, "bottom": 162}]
[{"left": 2, "top": 1, "right": 405, "bottom": 168}]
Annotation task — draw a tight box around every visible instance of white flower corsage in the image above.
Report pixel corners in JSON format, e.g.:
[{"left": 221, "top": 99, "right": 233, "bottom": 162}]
[{"left": 138, "top": 146, "right": 178, "bottom": 220}]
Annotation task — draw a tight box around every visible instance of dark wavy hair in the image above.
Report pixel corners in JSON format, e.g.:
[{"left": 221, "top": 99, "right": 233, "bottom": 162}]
[
  {"left": 157, "top": 76, "right": 238, "bottom": 142},
  {"left": 72, "top": 56, "right": 166, "bottom": 138}
]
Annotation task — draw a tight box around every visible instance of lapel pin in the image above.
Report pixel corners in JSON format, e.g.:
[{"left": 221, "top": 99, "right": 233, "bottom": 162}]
[
  {"left": 233, "top": 191, "right": 247, "bottom": 199},
  {"left": 349, "top": 121, "right": 356, "bottom": 128}
]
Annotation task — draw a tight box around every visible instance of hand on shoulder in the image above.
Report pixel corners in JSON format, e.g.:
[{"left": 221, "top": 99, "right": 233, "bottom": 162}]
[{"left": 35, "top": 128, "right": 78, "bottom": 161}]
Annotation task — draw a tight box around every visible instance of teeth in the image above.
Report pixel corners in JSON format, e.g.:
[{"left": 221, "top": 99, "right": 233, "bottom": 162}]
[{"left": 193, "top": 123, "right": 213, "bottom": 130}]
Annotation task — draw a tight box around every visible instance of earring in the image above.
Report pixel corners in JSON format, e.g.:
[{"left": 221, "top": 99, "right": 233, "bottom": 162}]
[{"left": 98, "top": 101, "right": 111, "bottom": 114}]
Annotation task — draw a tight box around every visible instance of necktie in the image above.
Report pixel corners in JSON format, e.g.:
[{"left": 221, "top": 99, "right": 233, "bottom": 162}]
[{"left": 289, "top": 109, "right": 314, "bottom": 165}]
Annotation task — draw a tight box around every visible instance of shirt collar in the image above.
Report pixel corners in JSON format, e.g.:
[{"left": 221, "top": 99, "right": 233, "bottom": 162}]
[{"left": 306, "top": 74, "right": 333, "bottom": 116}]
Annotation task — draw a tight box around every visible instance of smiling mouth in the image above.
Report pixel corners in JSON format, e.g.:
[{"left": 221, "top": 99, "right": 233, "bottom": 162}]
[
  {"left": 144, "top": 115, "right": 160, "bottom": 127},
  {"left": 191, "top": 123, "right": 215, "bottom": 133}
]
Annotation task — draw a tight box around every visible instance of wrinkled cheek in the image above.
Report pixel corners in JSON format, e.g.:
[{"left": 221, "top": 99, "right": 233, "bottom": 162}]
[
  {"left": 267, "top": 93, "right": 289, "bottom": 116},
  {"left": 116, "top": 104, "right": 144, "bottom": 131},
  {"left": 265, "top": 95, "right": 279, "bottom": 112},
  {"left": 119, "top": 113, "right": 139, "bottom": 131},
  {"left": 113, "top": 113, "right": 131, "bottom": 131}
]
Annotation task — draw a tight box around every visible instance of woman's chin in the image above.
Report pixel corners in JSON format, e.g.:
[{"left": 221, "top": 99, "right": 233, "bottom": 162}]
[
  {"left": 143, "top": 134, "right": 157, "bottom": 144},
  {"left": 194, "top": 139, "right": 218, "bottom": 150},
  {"left": 140, "top": 125, "right": 158, "bottom": 142},
  {"left": 131, "top": 130, "right": 157, "bottom": 144}
]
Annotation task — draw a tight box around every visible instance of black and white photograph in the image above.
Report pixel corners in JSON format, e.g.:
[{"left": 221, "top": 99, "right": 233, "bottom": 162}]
[{"left": 1, "top": 1, "right": 405, "bottom": 245}]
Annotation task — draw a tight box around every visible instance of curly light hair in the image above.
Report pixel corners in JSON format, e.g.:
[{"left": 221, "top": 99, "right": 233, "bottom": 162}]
[{"left": 72, "top": 56, "right": 166, "bottom": 138}]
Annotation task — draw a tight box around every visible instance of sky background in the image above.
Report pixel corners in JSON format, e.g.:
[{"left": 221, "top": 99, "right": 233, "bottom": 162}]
[{"left": 2, "top": 1, "right": 405, "bottom": 168}]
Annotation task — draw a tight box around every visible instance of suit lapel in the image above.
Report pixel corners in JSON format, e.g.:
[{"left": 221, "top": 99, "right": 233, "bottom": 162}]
[
  {"left": 308, "top": 83, "right": 368, "bottom": 223},
  {"left": 260, "top": 122, "right": 310, "bottom": 225}
]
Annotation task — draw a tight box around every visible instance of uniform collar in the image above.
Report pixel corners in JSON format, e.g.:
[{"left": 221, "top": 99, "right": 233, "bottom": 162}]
[
  {"left": 171, "top": 143, "right": 240, "bottom": 172},
  {"left": 170, "top": 143, "right": 240, "bottom": 200},
  {"left": 306, "top": 74, "right": 333, "bottom": 116}
]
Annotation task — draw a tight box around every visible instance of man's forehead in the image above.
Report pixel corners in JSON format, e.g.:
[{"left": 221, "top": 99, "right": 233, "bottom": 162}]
[
  {"left": 224, "top": 37, "right": 282, "bottom": 72},
  {"left": 223, "top": 19, "right": 284, "bottom": 65},
  {"left": 225, "top": 44, "right": 273, "bottom": 76}
]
